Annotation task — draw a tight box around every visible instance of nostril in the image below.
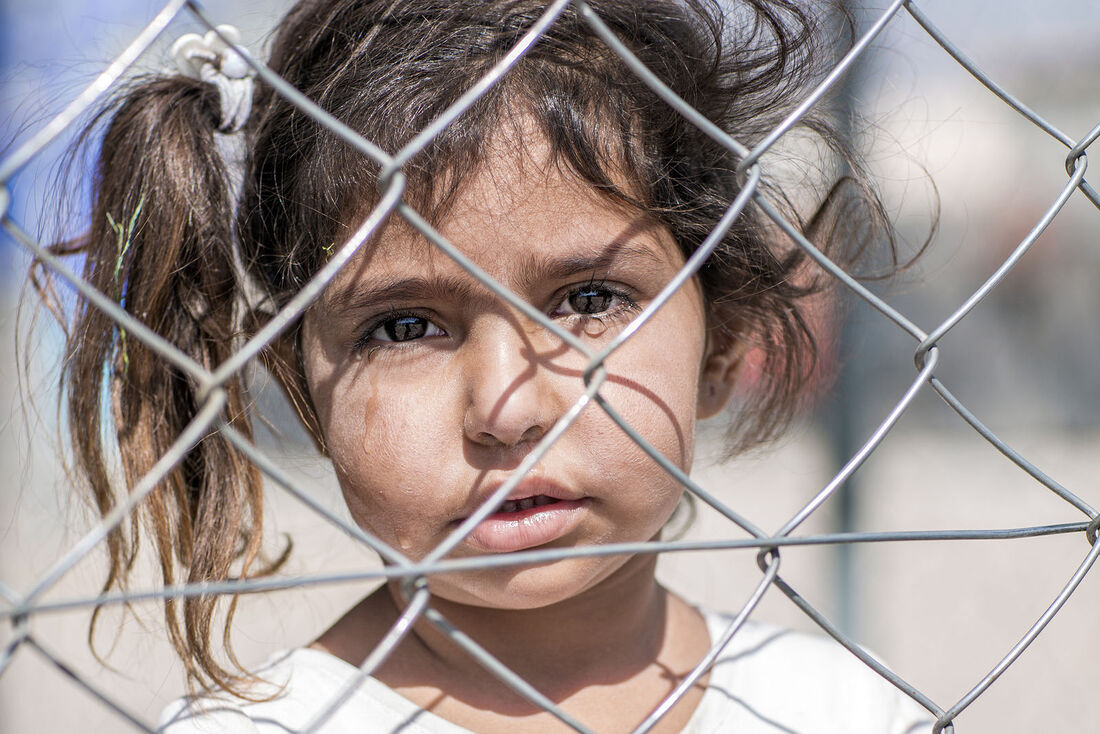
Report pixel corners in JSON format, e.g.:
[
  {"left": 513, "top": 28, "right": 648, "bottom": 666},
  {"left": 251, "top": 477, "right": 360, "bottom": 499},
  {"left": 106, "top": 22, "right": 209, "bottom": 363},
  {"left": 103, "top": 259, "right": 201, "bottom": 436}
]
[
  {"left": 519, "top": 424, "right": 546, "bottom": 444},
  {"left": 471, "top": 422, "right": 545, "bottom": 449}
]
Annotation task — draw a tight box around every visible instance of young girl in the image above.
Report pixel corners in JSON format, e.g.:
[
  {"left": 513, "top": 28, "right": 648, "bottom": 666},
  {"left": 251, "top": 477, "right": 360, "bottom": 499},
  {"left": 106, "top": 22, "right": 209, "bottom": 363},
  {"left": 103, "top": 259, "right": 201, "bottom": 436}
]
[{"left": 44, "top": 0, "right": 932, "bottom": 731}]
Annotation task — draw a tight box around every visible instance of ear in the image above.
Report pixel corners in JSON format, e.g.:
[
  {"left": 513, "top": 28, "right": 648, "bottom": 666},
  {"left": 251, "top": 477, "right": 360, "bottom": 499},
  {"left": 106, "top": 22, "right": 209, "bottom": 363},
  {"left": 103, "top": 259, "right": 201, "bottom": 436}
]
[{"left": 697, "top": 334, "right": 745, "bottom": 420}]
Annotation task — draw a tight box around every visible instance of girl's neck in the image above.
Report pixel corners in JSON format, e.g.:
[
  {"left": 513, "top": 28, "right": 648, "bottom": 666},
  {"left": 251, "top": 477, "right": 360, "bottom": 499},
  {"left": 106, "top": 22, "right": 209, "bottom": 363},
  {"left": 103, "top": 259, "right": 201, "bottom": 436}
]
[
  {"left": 314, "top": 556, "right": 712, "bottom": 732},
  {"left": 396, "top": 555, "right": 667, "bottom": 693},
  {"left": 318, "top": 554, "right": 671, "bottom": 694}
]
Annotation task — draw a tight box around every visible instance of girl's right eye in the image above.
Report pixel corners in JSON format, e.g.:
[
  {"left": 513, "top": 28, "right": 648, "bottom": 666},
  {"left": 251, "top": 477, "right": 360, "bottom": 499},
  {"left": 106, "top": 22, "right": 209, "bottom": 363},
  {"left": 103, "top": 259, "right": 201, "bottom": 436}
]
[{"left": 356, "top": 312, "right": 446, "bottom": 350}]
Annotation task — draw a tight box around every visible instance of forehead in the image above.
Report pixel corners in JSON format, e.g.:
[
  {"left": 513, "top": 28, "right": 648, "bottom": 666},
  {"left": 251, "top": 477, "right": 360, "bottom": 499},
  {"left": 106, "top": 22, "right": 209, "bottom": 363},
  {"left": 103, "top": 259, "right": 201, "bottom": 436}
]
[{"left": 321, "top": 130, "right": 679, "bottom": 307}]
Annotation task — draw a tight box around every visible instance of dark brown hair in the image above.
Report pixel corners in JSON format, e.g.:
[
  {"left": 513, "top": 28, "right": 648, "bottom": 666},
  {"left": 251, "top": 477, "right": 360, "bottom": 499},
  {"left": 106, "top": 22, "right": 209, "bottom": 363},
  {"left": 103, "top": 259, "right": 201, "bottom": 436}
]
[{"left": 39, "top": 0, "right": 896, "bottom": 693}]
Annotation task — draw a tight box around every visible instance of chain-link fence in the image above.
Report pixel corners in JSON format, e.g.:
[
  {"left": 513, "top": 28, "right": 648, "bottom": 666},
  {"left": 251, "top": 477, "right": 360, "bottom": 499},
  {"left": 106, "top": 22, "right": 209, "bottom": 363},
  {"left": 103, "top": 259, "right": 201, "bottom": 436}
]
[{"left": 2, "top": 1, "right": 1098, "bottom": 732}]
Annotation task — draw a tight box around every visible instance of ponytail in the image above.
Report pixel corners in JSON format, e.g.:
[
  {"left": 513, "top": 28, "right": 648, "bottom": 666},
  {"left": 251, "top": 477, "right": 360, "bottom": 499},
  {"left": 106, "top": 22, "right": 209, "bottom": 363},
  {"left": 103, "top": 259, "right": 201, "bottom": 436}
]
[{"left": 53, "top": 60, "right": 284, "bottom": 692}]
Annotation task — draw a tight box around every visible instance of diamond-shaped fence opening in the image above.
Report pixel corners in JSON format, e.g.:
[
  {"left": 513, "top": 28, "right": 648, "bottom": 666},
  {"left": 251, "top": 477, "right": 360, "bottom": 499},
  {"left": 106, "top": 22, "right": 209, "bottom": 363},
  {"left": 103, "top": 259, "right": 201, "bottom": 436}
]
[{"left": 2, "top": 1, "right": 1098, "bottom": 732}]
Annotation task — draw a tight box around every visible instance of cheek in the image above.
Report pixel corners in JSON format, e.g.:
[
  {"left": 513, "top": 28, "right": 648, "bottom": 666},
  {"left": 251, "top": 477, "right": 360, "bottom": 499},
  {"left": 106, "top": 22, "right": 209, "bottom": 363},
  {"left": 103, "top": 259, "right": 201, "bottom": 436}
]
[
  {"left": 595, "top": 315, "right": 706, "bottom": 470},
  {"left": 319, "top": 364, "right": 458, "bottom": 549},
  {"left": 570, "top": 319, "right": 705, "bottom": 534}
]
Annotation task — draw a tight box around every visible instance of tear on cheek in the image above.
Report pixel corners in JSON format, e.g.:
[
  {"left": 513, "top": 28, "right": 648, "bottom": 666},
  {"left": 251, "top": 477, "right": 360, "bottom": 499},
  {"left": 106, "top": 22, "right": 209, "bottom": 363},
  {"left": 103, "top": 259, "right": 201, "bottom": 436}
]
[{"left": 581, "top": 319, "right": 610, "bottom": 338}]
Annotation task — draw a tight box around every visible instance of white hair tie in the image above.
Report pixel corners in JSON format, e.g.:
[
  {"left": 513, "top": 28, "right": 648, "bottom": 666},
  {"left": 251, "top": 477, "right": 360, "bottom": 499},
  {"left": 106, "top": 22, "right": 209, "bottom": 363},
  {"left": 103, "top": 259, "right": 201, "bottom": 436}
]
[
  {"left": 171, "top": 25, "right": 276, "bottom": 321},
  {"left": 171, "top": 25, "right": 255, "bottom": 133}
]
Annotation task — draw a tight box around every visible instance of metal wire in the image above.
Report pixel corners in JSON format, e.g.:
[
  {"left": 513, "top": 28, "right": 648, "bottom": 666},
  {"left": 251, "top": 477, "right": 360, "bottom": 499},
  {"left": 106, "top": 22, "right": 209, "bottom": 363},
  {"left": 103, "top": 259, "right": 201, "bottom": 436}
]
[{"left": 1, "top": 0, "right": 1097, "bottom": 731}]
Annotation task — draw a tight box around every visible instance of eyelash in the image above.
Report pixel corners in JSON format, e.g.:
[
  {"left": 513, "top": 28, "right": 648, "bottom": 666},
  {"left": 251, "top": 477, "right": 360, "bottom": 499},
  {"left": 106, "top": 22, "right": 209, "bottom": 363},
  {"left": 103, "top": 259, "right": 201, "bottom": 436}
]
[
  {"left": 352, "top": 281, "right": 639, "bottom": 354},
  {"left": 551, "top": 280, "right": 637, "bottom": 322},
  {"left": 352, "top": 308, "right": 442, "bottom": 353}
]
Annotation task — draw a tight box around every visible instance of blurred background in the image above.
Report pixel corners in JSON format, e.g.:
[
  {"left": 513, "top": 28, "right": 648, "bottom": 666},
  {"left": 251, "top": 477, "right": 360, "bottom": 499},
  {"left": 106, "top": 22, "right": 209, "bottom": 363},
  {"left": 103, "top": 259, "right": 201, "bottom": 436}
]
[{"left": 2, "top": 0, "right": 1099, "bottom": 731}]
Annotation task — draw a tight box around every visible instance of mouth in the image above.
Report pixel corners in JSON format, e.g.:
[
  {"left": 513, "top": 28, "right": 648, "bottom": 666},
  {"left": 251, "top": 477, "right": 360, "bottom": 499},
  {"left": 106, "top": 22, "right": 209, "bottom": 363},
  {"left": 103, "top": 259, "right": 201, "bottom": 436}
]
[{"left": 459, "top": 486, "right": 589, "bottom": 554}]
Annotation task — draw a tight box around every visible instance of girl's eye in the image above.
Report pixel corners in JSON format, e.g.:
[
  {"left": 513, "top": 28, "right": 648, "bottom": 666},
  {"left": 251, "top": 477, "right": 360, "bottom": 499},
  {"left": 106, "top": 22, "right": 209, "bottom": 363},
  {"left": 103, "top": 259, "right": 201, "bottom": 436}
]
[
  {"left": 557, "top": 284, "right": 630, "bottom": 316},
  {"left": 367, "top": 314, "right": 445, "bottom": 344},
  {"left": 566, "top": 287, "right": 614, "bottom": 315}
]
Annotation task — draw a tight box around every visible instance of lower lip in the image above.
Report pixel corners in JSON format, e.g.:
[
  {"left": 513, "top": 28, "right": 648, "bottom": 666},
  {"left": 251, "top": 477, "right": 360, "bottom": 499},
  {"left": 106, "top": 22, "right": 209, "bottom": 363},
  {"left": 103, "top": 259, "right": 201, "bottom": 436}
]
[{"left": 463, "top": 499, "right": 589, "bottom": 553}]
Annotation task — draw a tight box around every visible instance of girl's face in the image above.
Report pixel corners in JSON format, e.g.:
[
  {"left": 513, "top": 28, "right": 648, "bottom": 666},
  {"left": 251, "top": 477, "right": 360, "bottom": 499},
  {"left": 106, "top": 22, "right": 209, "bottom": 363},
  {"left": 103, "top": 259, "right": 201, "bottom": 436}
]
[{"left": 301, "top": 133, "right": 728, "bottom": 609}]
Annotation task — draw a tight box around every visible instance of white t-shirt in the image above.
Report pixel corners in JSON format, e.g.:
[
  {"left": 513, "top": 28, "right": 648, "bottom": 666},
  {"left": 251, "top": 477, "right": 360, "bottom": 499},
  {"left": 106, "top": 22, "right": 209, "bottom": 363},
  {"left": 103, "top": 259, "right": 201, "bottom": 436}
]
[{"left": 158, "top": 611, "right": 932, "bottom": 733}]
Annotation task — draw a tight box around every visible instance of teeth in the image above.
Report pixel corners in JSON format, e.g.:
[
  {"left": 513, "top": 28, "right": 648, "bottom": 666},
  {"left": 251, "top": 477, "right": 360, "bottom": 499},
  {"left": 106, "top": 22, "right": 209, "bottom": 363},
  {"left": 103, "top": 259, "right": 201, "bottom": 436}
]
[{"left": 494, "top": 495, "right": 562, "bottom": 513}]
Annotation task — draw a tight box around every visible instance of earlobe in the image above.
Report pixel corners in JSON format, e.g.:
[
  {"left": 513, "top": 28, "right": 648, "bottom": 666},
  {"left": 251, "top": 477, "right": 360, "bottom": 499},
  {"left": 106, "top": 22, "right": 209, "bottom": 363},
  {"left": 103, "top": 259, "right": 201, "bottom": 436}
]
[{"left": 697, "top": 337, "right": 744, "bottom": 420}]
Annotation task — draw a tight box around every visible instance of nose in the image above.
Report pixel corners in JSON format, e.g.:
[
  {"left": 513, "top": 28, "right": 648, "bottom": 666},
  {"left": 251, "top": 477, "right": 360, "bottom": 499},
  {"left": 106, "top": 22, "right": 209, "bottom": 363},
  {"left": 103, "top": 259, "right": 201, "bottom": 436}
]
[{"left": 462, "top": 317, "right": 556, "bottom": 449}]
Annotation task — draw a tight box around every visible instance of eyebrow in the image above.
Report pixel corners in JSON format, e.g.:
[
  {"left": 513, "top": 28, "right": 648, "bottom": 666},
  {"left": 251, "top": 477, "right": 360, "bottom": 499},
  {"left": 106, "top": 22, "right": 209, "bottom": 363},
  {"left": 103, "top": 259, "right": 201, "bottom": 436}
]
[
  {"left": 516, "top": 240, "right": 668, "bottom": 286},
  {"left": 323, "top": 239, "right": 670, "bottom": 314},
  {"left": 323, "top": 274, "right": 480, "bottom": 314}
]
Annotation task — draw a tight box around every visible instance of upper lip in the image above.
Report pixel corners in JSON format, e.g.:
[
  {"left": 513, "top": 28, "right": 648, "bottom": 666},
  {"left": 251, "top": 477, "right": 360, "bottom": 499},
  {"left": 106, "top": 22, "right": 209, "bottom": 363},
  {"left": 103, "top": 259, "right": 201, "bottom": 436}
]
[{"left": 455, "top": 476, "right": 585, "bottom": 521}]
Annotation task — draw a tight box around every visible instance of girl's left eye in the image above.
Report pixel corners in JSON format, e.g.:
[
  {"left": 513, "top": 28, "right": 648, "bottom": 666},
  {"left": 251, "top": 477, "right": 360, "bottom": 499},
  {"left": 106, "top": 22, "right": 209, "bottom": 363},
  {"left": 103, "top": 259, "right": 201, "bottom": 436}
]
[{"left": 555, "top": 284, "right": 632, "bottom": 317}]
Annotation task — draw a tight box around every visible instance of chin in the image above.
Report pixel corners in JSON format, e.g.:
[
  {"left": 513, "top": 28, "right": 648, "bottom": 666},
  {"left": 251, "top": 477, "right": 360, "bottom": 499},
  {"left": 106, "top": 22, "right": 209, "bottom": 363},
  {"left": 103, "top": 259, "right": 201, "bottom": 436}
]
[{"left": 426, "top": 556, "right": 632, "bottom": 611}]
